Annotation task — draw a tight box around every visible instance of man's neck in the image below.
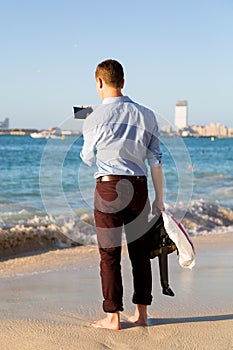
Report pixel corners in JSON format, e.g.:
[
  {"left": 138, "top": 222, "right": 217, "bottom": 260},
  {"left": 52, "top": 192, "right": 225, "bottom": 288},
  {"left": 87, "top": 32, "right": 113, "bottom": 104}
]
[{"left": 101, "top": 88, "right": 123, "bottom": 100}]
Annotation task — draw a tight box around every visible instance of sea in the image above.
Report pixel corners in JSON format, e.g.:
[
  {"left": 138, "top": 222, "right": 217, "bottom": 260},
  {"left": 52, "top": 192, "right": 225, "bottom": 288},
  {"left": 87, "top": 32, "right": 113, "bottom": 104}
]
[{"left": 1, "top": 135, "right": 233, "bottom": 253}]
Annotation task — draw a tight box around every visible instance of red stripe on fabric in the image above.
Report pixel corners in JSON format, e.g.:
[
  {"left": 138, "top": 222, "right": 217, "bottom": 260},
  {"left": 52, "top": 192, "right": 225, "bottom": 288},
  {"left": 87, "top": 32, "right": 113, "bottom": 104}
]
[{"left": 171, "top": 215, "right": 195, "bottom": 253}]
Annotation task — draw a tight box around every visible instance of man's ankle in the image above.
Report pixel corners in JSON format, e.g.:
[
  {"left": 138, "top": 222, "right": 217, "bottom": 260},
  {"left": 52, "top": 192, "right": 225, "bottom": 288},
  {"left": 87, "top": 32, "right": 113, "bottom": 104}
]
[
  {"left": 107, "top": 312, "right": 120, "bottom": 322},
  {"left": 136, "top": 304, "right": 147, "bottom": 320}
]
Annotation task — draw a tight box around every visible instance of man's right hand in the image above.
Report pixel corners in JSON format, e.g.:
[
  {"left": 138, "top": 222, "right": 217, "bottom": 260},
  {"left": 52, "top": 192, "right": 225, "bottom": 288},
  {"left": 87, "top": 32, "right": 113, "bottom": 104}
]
[{"left": 152, "top": 199, "right": 165, "bottom": 215}]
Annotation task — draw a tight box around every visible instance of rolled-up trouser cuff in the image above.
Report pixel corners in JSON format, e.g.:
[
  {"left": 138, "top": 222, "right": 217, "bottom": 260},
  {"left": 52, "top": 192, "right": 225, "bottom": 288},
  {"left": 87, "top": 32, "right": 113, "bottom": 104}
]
[
  {"left": 103, "top": 300, "right": 124, "bottom": 313},
  {"left": 132, "top": 293, "right": 153, "bottom": 306}
]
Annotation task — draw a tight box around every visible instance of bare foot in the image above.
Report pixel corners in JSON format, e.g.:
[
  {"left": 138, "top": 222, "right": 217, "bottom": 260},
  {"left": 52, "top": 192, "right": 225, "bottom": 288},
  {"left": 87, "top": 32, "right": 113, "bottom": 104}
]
[
  {"left": 128, "top": 315, "right": 147, "bottom": 326},
  {"left": 91, "top": 312, "right": 121, "bottom": 330},
  {"left": 128, "top": 304, "right": 148, "bottom": 326}
]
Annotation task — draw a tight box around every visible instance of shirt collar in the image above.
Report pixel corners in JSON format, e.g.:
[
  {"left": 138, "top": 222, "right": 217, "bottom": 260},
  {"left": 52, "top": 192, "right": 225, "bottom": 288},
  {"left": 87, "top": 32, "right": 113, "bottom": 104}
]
[{"left": 102, "top": 96, "right": 132, "bottom": 104}]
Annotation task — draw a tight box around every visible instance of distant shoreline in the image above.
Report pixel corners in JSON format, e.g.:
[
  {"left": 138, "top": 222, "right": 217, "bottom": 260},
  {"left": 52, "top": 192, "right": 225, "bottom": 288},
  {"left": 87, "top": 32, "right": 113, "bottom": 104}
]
[
  {"left": 0, "top": 128, "right": 38, "bottom": 135},
  {"left": 1, "top": 130, "right": 233, "bottom": 139},
  {"left": 0, "top": 129, "right": 82, "bottom": 136}
]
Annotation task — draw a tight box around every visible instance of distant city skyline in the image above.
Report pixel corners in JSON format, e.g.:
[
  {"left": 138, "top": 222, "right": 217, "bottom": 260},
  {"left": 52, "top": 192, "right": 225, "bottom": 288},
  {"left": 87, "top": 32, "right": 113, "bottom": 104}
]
[
  {"left": 0, "top": 1, "right": 233, "bottom": 129},
  {"left": 2, "top": 108, "right": 233, "bottom": 130},
  {"left": 161, "top": 120, "right": 233, "bottom": 138},
  {"left": 1, "top": 103, "right": 233, "bottom": 131}
]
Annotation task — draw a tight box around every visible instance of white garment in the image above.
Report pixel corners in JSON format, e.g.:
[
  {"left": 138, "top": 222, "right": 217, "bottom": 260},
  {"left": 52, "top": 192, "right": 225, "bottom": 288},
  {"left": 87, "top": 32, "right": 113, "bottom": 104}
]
[{"left": 162, "top": 211, "right": 195, "bottom": 269}]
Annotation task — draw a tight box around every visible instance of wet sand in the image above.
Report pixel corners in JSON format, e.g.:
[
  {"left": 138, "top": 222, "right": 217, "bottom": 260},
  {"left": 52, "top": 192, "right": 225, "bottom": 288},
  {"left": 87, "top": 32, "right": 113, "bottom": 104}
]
[{"left": 0, "top": 234, "right": 232, "bottom": 349}]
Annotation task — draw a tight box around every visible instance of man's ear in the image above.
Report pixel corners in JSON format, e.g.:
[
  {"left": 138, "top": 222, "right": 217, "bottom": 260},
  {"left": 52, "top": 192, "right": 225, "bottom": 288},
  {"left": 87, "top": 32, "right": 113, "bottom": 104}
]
[
  {"left": 121, "top": 79, "right": 125, "bottom": 89},
  {"left": 96, "top": 77, "right": 103, "bottom": 89}
]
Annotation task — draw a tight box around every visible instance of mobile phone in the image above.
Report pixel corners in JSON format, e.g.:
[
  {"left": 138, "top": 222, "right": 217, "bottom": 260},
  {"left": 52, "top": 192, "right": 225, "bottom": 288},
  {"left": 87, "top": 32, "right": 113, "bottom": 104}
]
[{"left": 73, "top": 106, "right": 93, "bottom": 119}]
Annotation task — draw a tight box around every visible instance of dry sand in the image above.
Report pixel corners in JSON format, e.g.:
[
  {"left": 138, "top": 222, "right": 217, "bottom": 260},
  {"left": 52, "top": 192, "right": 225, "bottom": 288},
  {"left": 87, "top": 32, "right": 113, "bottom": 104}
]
[{"left": 0, "top": 234, "right": 232, "bottom": 350}]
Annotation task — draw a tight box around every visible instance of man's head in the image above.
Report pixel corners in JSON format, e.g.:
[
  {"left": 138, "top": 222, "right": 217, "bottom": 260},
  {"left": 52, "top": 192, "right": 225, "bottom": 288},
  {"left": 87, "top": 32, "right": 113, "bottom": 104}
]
[{"left": 95, "top": 59, "right": 124, "bottom": 99}]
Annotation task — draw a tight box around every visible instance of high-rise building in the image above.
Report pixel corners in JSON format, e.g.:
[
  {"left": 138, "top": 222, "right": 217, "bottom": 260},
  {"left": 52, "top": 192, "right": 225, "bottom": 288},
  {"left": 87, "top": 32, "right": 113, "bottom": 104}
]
[
  {"left": 174, "top": 100, "right": 188, "bottom": 130},
  {"left": 0, "top": 117, "right": 9, "bottom": 129}
]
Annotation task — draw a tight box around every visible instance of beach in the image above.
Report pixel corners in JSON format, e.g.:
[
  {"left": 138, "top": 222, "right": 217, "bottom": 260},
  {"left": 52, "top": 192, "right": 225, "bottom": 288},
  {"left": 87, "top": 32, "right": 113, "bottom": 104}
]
[{"left": 0, "top": 233, "right": 232, "bottom": 350}]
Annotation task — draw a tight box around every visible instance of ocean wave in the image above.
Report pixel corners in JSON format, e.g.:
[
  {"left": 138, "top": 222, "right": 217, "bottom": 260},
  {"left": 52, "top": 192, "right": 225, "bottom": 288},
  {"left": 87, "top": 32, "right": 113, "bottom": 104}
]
[
  {"left": 166, "top": 199, "right": 233, "bottom": 236},
  {"left": 0, "top": 200, "right": 233, "bottom": 258},
  {"left": 0, "top": 213, "right": 96, "bottom": 258}
]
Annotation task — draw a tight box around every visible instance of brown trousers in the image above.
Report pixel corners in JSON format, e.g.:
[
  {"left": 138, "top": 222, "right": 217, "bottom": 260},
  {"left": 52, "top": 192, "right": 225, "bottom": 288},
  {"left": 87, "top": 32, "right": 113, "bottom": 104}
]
[{"left": 94, "top": 177, "right": 152, "bottom": 313}]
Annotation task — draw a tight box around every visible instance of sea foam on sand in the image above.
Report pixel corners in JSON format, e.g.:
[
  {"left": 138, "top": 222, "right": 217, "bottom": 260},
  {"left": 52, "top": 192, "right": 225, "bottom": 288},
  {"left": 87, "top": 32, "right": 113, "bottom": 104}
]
[
  {"left": 1, "top": 200, "right": 233, "bottom": 260},
  {"left": 0, "top": 233, "right": 232, "bottom": 350}
]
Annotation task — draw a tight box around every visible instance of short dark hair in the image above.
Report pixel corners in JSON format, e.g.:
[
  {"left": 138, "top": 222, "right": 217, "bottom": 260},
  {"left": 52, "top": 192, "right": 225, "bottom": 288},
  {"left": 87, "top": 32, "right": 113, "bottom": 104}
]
[{"left": 95, "top": 59, "right": 124, "bottom": 88}]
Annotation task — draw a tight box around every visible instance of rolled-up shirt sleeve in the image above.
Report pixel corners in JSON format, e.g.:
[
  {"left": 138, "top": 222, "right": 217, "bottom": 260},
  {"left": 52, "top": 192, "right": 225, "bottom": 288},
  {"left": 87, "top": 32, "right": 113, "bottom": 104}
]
[
  {"left": 146, "top": 124, "right": 162, "bottom": 167},
  {"left": 80, "top": 120, "right": 97, "bottom": 166}
]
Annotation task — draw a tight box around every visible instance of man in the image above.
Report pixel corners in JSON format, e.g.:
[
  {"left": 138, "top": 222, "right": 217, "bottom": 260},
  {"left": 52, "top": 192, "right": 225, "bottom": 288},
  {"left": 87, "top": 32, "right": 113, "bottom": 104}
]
[{"left": 80, "top": 59, "right": 164, "bottom": 330}]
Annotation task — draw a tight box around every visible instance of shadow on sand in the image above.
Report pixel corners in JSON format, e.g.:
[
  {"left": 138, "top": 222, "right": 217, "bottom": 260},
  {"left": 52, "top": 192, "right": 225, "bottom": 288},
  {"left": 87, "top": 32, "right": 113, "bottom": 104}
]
[{"left": 121, "top": 314, "right": 233, "bottom": 329}]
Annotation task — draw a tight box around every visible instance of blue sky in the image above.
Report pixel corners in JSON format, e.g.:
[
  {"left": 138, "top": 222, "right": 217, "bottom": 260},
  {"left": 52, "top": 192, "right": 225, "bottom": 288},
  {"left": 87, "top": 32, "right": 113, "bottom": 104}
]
[{"left": 0, "top": 0, "right": 232, "bottom": 129}]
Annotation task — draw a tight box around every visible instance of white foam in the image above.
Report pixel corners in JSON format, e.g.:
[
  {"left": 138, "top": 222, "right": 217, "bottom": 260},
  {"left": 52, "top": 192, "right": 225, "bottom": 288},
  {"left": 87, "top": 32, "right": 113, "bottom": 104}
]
[{"left": 0, "top": 200, "right": 232, "bottom": 257}]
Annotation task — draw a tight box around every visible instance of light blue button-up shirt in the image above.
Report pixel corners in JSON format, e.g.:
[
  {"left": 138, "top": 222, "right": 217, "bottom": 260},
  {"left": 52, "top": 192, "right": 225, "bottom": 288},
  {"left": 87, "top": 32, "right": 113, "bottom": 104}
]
[{"left": 80, "top": 96, "right": 162, "bottom": 178}]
